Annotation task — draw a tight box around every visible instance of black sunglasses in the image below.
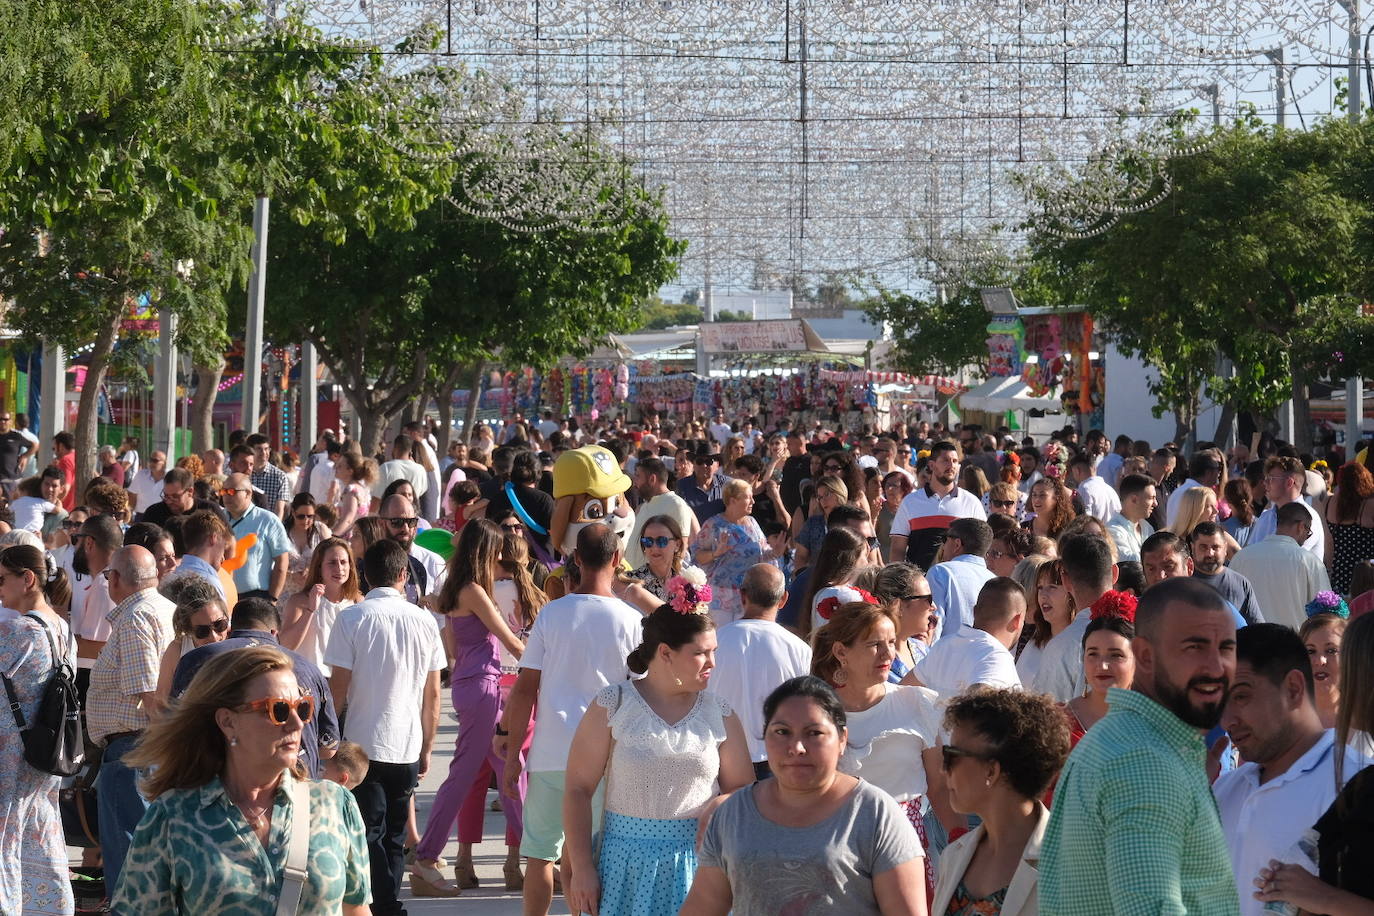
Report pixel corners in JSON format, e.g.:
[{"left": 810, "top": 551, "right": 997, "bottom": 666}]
[
  {"left": 902, "top": 593, "right": 934, "bottom": 604},
  {"left": 991, "top": 499, "right": 1017, "bottom": 508},
  {"left": 640, "top": 535, "right": 674, "bottom": 549},
  {"left": 941, "top": 744, "right": 996, "bottom": 770},
  {"left": 823, "top": 464, "right": 844, "bottom": 472},
  {"left": 384, "top": 516, "right": 419, "bottom": 527},
  {"left": 193, "top": 618, "right": 231, "bottom": 640}
]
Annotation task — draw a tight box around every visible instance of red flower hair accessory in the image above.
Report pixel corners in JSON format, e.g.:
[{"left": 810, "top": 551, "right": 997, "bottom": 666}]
[
  {"left": 1090, "top": 590, "right": 1138, "bottom": 623},
  {"left": 666, "top": 570, "right": 712, "bottom": 615},
  {"left": 816, "top": 588, "right": 880, "bottom": 621}
]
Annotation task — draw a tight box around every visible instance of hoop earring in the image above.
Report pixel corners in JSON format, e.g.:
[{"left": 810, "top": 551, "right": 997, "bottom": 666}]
[{"left": 832, "top": 665, "right": 848, "bottom": 688}]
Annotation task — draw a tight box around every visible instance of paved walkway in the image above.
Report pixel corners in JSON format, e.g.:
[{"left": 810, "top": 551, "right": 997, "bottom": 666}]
[{"left": 406, "top": 717, "right": 572, "bottom": 914}]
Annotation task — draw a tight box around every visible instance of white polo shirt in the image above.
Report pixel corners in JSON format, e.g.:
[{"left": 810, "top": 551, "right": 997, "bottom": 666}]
[
  {"left": 1213, "top": 730, "right": 1370, "bottom": 916},
  {"left": 890, "top": 485, "right": 987, "bottom": 569},
  {"left": 915, "top": 624, "right": 1021, "bottom": 700}
]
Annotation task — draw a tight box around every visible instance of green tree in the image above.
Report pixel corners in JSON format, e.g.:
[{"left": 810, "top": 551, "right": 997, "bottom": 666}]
[
  {"left": 1027, "top": 119, "right": 1374, "bottom": 448},
  {"left": 862, "top": 287, "right": 991, "bottom": 377},
  {"left": 637, "top": 300, "right": 702, "bottom": 330}
]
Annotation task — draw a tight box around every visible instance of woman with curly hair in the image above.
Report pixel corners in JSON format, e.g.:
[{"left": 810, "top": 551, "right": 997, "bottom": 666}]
[
  {"left": 930, "top": 688, "right": 1071, "bottom": 916},
  {"left": 1026, "top": 478, "right": 1076, "bottom": 539},
  {"left": 1324, "top": 462, "right": 1374, "bottom": 596}
]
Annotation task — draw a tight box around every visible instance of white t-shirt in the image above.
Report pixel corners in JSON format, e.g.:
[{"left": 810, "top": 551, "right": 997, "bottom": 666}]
[
  {"left": 838, "top": 683, "right": 943, "bottom": 802},
  {"left": 10, "top": 496, "right": 55, "bottom": 533},
  {"left": 915, "top": 624, "right": 1021, "bottom": 700},
  {"left": 1076, "top": 475, "right": 1122, "bottom": 523},
  {"left": 520, "top": 592, "right": 643, "bottom": 772},
  {"left": 127, "top": 469, "right": 165, "bottom": 516},
  {"left": 1029, "top": 609, "right": 1091, "bottom": 702},
  {"left": 323, "top": 587, "right": 447, "bottom": 764},
  {"left": 709, "top": 422, "right": 734, "bottom": 448},
  {"left": 708, "top": 618, "right": 812, "bottom": 762}
]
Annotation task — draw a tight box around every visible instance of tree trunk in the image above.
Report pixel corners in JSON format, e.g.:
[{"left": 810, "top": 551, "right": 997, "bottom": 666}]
[
  {"left": 1212, "top": 401, "right": 1236, "bottom": 449},
  {"left": 76, "top": 304, "right": 123, "bottom": 487},
  {"left": 357, "top": 406, "right": 385, "bottom": 461},
  {"left": 1173, "top": 410, "right": 1191, "bottom": 450},
  {"left": 436, "top": 384, "right": 454, "bottom": 455},
  {"left": 461, "top": 360, "right": 485, "bottom": 446},
  {"left": 190, "top": 358, "right": 224, "bottom": 453},
  {"left": 1291, "top": 367, "right": 1313, "bottom": 453}
]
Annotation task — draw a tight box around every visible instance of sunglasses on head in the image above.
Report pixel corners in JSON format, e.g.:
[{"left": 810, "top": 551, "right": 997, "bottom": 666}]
[
  {"left": 193, "top": 618, "right": 231, "bottom": 640},
  {"left": 640, "top": 535, "right": 674, "bottom": 549},
  {"left": 237, "top": 694, "right": 315, "bottom": 726}
]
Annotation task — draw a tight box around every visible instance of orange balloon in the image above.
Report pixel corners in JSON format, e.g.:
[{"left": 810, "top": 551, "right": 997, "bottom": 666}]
[{"left": 222, "top": 533, "right": 257, "bottom": 572}]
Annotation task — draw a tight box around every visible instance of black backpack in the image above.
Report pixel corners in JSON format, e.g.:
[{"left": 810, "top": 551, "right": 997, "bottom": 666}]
[{"left": 2, "top": 612, "right": 85, "bottom": 777}]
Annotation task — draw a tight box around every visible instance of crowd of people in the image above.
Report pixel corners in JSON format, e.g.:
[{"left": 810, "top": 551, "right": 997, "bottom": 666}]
[{"left": 4, "top": 407, "right": 1374, "bottom": 915}]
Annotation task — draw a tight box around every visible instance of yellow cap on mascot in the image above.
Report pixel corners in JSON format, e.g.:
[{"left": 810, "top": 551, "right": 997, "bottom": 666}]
[
  {"left": 549, "top": 445, "right": 636, "bottom": 558},
  {"left": 552, "top": 445, "right": 632, "bottom": 500}
]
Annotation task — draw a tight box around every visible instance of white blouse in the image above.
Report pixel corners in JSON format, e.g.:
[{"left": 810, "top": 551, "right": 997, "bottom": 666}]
[{"left": 838, "top": 683, "right": 943, "bottom": 803}]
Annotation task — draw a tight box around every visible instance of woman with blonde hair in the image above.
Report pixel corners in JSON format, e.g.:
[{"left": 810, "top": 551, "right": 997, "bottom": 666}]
[
  {"left": 793, "top": 475, "right": 849, "bottom": 570},
  {"left": 279, "top": 537, "right": 363, "bottom": 674},
  {"left": 114, "top": 646, "right": 370, "bottom": 913},
  {"left": 692, "top": 479, "right": 776, "bottom": 626},
  {"left": 1168, "top": 485, "right": 1241, "bottom": 558}
]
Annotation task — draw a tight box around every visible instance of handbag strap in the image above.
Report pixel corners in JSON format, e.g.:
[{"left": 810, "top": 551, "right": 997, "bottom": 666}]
[
  {"left": 275, "top": 776, "right": 311, "bottom": 916},
  {"left": 1, "top": 612, "right": 62, "bottom": 730}
]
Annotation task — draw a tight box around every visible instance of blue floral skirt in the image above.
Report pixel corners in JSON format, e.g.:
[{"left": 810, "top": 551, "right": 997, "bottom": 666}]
[{"left": 595, "top": 811, "right": 697, "bottom": 916}]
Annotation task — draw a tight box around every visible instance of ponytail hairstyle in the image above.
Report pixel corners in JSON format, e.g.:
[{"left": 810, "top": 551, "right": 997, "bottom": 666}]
[
  {"left": 627, "top": 603, "right": 715, "bottom": 675},
  {"left": 811, "top": 600, "right": 897, "bottom": 686},
  {"left": 0, "top": 545, "right": 69, "bottom": 611}
]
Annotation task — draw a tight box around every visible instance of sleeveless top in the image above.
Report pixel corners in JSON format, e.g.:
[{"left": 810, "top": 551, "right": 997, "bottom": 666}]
[
  {"left": 1330, "top": 520, "right": 1374, "bottom": 596},
  {"left": 596, "top": 681, "right": 731, "bottom": 820},
  {"left": 301, "top": 595, "right": 353, "bottom": 677},
  {"left": 449, "top": 611, "right": 500, "bottom": 681},
  {"left": 492, "top": 579, "right": 530, "bottom": 677}
]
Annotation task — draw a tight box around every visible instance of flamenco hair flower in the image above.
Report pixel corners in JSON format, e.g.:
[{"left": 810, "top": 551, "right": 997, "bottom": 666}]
[
  {"left": 1311, "top": 460, "right": 1329, "bottom": 471},
  {"left": 666, "top": 573, "right": 712, "bottom": 615},
  {"left": 1090, "top": 590, "right": 1138, "bottom": 623},
  {"left": 1306, "top": 590, "right": 1350, "bottom": 619},
  {"left": 916, "top": 449, "right": 931, "bottom": 460},
  {"left": 816, "top": 588, "right": 881, "bottom": 621},
  {"left": 1005, "top": 451, "right": 1021, "bottom": 466}
]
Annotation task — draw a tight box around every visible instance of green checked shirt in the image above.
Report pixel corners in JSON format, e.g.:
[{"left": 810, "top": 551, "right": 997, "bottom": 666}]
[{"left": 1040, "top": 687, "right": 1240, "bottom": 916}]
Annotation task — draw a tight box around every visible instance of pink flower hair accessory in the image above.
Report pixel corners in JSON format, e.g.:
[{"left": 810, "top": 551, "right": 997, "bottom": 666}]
[{"left": 666, "top": 569, "right": 712, "bottom": 615}]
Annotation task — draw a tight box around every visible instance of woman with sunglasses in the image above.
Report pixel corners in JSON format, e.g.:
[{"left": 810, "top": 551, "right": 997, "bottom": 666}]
[
  {"left": 930, "top": 688, "right": 1070, "bottom": 916},
  {"left": 871, "top": 563, "right": 939, "bottom": 683},
  {"left": 629, "top": 514, "right": 695, "bottom": 601},
  {"left": 279, "top": 537, "right": 363, "bottom": 676},
  {"left": 154, "top": 575, "right": 231, "bottom": 704},
  {"left": 411, "top": 519, "right": 529, "bottom": 896},
  {"left": 878, "top": 473, "right": 914, "bottom": 563},
  {"left": 681, "top": 675, "right": 928, "bottom": 916},
  {"left": 0, "top": 545, "right": 75, "bottom": 916},
  {"left": 115, "top": 646, "right": 370, "bottom": 914},
  {"left": 283, "top": 493, "right": 332, "bottom": 598}
]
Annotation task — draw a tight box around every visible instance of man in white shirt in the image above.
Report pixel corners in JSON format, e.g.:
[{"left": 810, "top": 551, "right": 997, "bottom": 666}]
[
  {"left": 73, "top": 514, "right": 122, "bottom": 676},
  {"left": 1096, "top": 434, "right": 1133, "bottom": 490},
  {"left": 536, "top": 409, "right": 560, "bottom": 439},
  {"left": 126, "top": 450, "right": 166, "bottom": 518},
  {"left": 1248, "top": 455, "right": 1326, "bottom": 558},
  {"left": 404, "top": 420, "right": 444, "bottom": 522},
  {"left": 709, "top": 564, "right": 811, "bottom": 780},
  {"left": 925, "top": 517, "right": 997, "bottom": 640},
  {"left": 889, "top": 441, "right": 987, "bottom": 571},
  {"left": 372, "top": 435, "right": 429, "bottom": 507},
  {"left": 1165, "top": 451, "right": 1223, "bottom": 528},
  {"left": 326, "top": 539, "right": 446, "bottom": 916},
  {"left": 911, "top": 576, "right": 1024, "bottom": 698},
  {"left": 501, "top": 523, "right": 643, "bottom": 916},
  {"left": 1214, "top": 624, "right": 1369, "bottom": 916},
  {"left": 305, "top": 440, "right": 340, "bottom": 506},
  {"left": 1032, "top": 534, "right": 1116, "bottom": 703},
  {"left": 1070, "top": 452, "right": 1121, "bottom": 523},
  {"left": 1105, "top": 473, "right": 1157, "bottom": 562},
  {"left": 624, "top": 456, "right": 699, "bottom": 568},
  {"left": 708, "top": 412, "right": 734, "bottom": 449},
  {"left": 1230, "top": 502, "right": 1332, "bottom": 631}
]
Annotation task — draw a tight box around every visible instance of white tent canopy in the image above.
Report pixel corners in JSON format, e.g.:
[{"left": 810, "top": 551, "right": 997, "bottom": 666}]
[{"left": 960, "top": 375, "right": 1062, "bottom": 413}]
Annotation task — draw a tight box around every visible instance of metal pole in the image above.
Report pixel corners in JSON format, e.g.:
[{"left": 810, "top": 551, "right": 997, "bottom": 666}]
[
  {"left": 299, "top": 340, "right": 318, "bottom": 459},
  {"left": 1268, "top": 47, "right": 1286, "bottom": 128},
  {"left": 154, "top": 307, "right": 179, "bottom": 464},
  {"left": 1345, "top": 0, "right": 1366, "bottom": 456},
  {"left": 243, "top": 195, "right": 270, "bottom": 433},
  {"left": 38, "top": 342, "right": 65, "bottom": 466}
]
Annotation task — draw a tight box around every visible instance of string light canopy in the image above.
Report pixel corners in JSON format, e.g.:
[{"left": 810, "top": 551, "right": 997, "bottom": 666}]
[{"left": 260, "top": 0, "right": 1361, "bottom": 291}]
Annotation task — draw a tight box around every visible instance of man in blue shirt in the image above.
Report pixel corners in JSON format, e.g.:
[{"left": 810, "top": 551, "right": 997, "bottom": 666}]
[
  {"left": 220, "top": 472, "right": 291, "bottom": 602},
  {"left": 171, "top": 597, "right": 339, "bottom": 778}
]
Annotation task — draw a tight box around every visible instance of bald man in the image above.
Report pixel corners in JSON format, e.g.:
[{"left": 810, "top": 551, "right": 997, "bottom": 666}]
[
  {"left": 220, "top": 472, "right": 291, "bottom": 601},
  {"left": 709, "top": 564, "right": 812, "bottom": 779},
  {"left": 87, "top": 544, "right": 177, "bottom": 891}
]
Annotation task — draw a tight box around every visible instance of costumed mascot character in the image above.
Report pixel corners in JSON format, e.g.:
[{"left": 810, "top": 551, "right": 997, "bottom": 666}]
[{"left": 544, "top": 445, "right": 636, "bottom": 600}]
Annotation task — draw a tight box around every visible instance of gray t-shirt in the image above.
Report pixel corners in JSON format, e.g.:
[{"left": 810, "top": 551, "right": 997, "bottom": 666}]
[{"left": 699, "top": 778, "right": 924, "bottom": 915}]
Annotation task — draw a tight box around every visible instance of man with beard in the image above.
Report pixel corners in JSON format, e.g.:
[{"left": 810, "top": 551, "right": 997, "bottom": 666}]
[
  {"left": 1041, "top": 576, "right": 1241, "bottom": 916},
  {"left": 70, "top": 514, "right": 124, "bottom": 696},
  {"left": 1190, "top": 522, "right": 1264, "bottom": 625},
  {"left": 1212, "top": 624, "right": 1368, "bottom": 916},
  {"left": 889, "top": 440, "right": 986, "bottom": 571},
  {"left": 376, "top": 492, "right": 445, "bottom": 604}
]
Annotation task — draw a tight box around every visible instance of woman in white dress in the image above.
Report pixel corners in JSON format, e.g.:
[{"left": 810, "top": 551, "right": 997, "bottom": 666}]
[
  {"left": 564, "top": 582, "right": 754, "bottom": 916},
  {"left": 278, "top": 537, "right": 362, "bottom": 675},
  {"left": 812, "top": 599, "right": 950, "bottom": 900}
]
